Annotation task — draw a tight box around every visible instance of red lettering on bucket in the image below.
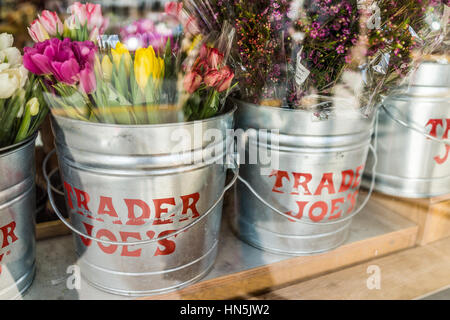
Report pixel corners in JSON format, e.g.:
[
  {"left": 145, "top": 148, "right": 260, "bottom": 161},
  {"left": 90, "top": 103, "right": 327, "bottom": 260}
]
[
  {"left": 153, "top": 198, "right": 176, "bottom": 225},
  {"left": 63, "top": 182, "right": 203, "bottom": 258},
  {"left": 269, "top": 165, "right": 364, "bottom": 223},
  {"left": 98, "top": 196, "right": 122, "bottom": 225},
  {"left": 125, "top": 199, "right": 151, "bottom": 226},
  {"left": 269, "top": 170, "right": 290, "bottom": 194},
  {"left": 180, "top": 193, "right": 200, "bottom": 221},
  {"left": 426, "top": 118, "right": 450, "bottom": 165},
  {"left": 120, "top": 232, "right": 142, "bottom": 257},
  {"left": 314, "top": 173, "right": 336, "bottom": 195},
  {"left": 154, "top": 230, "right": 177, "bottom": 256},
  {"left": 309, "top": 201, "right": 328, "bottom": 222},
  {"left": 286, "top": 201, "right": 308, "bottom": 222},
  {"left": 339, "top": 170, "right": 354, "bottom": 193},
  {"left": 291, "top": 173, "right": 312, "bottom": 195},
  {"left": 63, "top": 181, "right": 75, "bottom": 209},
  {"left": 0, "top": 221, "right": 19, "bottom": 276},
  {"left": 1, "top": 222, "right": 18, "bottom": 249}
]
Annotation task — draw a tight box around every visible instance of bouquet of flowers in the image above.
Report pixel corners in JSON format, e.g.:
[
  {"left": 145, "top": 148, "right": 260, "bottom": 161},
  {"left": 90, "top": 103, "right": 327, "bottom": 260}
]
[
  {"left": 0, "top": 33, "right": 47, "bottom": 149},
  {"left": 185, "top": 0, "right": 292, "bottom": 106},
  {"left": 23, "top": 1, "right": 236, "bottom": 125},
  {"left": 186, "top": 0, "right": 449, "bottom": 114},
  {"left": 366, "top": 0, "right": 450, "bottom": 98}
]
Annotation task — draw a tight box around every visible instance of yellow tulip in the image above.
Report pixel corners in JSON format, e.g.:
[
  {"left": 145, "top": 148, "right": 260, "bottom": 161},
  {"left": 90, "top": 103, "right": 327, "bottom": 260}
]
[
  {"left": 134, "top": 46, "right": 165, "bottom": 90},
  {"left": 111, "top": 42, "right": 131, "bottom": 73},
  {"left": 101, "top": 55, "right": 113, "bottom": 81}
]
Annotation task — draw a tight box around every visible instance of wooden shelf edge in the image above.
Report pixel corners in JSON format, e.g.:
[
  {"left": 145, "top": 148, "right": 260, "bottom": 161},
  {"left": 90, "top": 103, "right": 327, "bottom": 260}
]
[
  {"left": 252, "top": 237, "right": 450, "bottom": 300},
  {"left": 142, "top": 224, "right": 418, "bottom": 300}
]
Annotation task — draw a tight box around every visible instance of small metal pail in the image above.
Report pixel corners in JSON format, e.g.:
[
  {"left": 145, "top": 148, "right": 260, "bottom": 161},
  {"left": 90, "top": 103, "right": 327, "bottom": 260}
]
[
  {"left": 363, "top": 62, "right": 450, "bottom": 198},
  {"left": 232, "top": 100, "right": 375, "bottom": 255},
  {"left": 0, "top": 136, "right": 36, "bottom": 299},
  {"left": 45, "top": 106, "right": 237, "bottom": 296}
]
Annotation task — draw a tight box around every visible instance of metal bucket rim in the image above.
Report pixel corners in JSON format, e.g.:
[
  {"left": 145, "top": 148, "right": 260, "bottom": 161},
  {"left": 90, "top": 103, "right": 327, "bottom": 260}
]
[
  {"left": 0, "top": 134, "right": 37, "bottom": 157},
  {"left": 51, "top": 104, "right": 237, "bottom": 129},
  {"left": 231, "top": 97, "right": 372, "bottom": 118}
]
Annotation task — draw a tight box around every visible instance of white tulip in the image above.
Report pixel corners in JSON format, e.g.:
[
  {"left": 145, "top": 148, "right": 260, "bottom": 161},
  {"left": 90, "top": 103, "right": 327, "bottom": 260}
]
[
  {"left": 0, "top": 33, "right": 13, "bottom": 51},
  {"left": 0, "top": 72, "right": 19, "bottom": 99},
  {"left": 18, "top": 66, "right": 28, "bottom": 88},
  {"left": 0, "top": 63, "right": 10, "bottom": 72},
  {"left": 1, "top": 47, "right": 22, "bottom": 67}
]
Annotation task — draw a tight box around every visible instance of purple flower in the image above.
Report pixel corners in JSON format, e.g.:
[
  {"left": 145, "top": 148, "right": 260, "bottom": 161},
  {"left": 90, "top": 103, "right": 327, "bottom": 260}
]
[
  {"left": 336, "top": 44, "right": 345, "bottom": 54},
  {"left": 310, "top": 29, "right": 319, "bottom": 38},
  {"left": 24, "top": 38, "right": 97, "bottom": 94},
  {"left": 119, "top": 19, "right": 173, "bottom": 52}
]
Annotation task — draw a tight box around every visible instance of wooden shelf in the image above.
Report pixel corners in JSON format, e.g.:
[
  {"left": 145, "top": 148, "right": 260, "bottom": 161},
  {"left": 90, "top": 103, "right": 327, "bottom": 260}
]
[
  {"left": 370, "top": 192, "right": 450, "bottom": 246},
  {"left": 252, "top": 237, "right": 450, "bottom": 300},
  {"left": 142, "top": 195, "right": 418, "bottom": 300}
]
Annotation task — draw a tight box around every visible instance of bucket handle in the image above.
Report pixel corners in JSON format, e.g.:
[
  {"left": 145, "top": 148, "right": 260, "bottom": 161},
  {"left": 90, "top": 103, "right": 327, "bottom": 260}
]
[
  {"left": 236, "top": 143, "right": 378, "bottom": 226},
  {"left": 43, "top": 149, "right": 239, "bottom": 246},
  {"left": 381, "top": 104, "right": 450, "bottom": 145}
]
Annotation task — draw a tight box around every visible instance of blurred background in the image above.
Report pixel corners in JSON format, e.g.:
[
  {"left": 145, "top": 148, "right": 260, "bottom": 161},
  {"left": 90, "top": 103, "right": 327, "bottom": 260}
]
[{"left": 0, "top": 0, "right": 171, "bottom": 49}]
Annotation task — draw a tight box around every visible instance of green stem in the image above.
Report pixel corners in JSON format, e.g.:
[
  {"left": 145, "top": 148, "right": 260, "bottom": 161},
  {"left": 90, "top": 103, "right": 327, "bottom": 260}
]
[{"left": 14, "top": 103, "right": 32, "bottom": 144}]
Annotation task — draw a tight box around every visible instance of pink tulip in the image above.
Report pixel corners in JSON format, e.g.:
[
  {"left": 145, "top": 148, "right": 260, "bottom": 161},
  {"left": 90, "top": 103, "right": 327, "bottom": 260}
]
[
  {"left": 165, "top": 2, "right": 183, "bottom": 17},
  {"left": 38, "top": 10, "right": 63, "bottom": 36},
  {"left": 194, "top": 59, "right": 209, "bottom": 74},
  {"left": 79, "top": 66, "right": 96, "bottom": 94},
  {"left": 216, "top": 66, "right": 234, "bottom": 92},
  {"left": 207, "top": 48, "right": 224, "bottom": 69},
  {"left": 182, "top": 15, "right": 199, "bottom": 35},
  {"left": 204, "top": 69, "right": 221, "bottom": 87},
  {"left": 199, "top": 43, "right": 208, "bottom": 60},
  {"left": 68, "top": 2, "right": 108, "bottom": 33},
  {"left": 183, "top": 71, "right": 202, "bottom": 94},
  {"left": 165, "top": 1, "right": 198, "bottom": 35},
  {"left": 68, "top": 2, "right": 87, "bottom": 26},
  {"left": 85, "top": 3, "right": 108, "bottom": 33},
  {"left": 24, "top": 38, "right": 97, "bottom": 94},
  {"left": 28, "top": 20, "right": 50, "bottom": 43}
]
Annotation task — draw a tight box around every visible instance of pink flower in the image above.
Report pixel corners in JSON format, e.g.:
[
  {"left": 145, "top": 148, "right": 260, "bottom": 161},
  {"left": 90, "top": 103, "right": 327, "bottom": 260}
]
[
  {"left": 216, "top": 66, "right": 234, "bottom": 92},
  {"left": 68, "top": 2, "right": 87, "bottom": 26},
  {"left": 165, "top": 1, "right": 199, "bottom": 35},
  {"left": 194, "top": 59, "right": 210, "bottom": 74},
  {"left": 207, "top": 48, "right": 224, "bottom": 69},
  {"left": 38, "top": 10, "right": 63, "bottom": 36},
  {"left": 24, "top": 38, "right": 97, "bottom": 94},
  {"left": 165, "top": 1, "right": 183, "bottom": 17},
  {"left": 199, "top": 43, "right": 208, "bottom": 60},
  {"left": 183, "top": 71, "right": 202, "bottom": 94},
  {"left": 28, "top": 20, "right": 50, "bottom": 43},
  {"left": 336, "top": 44, "right": 345, "bottom": 54},
  {"left": 204, "top": 69, "right": 221, "bottom": 87},
  {"left": 79, "top": 66, "right": 96, "bottom": 94},
  {"left": 85, "top": 3, "right": 108, "bottom": 33},
  {"left": 67, "top": 2, "right": 108, "bottom": 34}
]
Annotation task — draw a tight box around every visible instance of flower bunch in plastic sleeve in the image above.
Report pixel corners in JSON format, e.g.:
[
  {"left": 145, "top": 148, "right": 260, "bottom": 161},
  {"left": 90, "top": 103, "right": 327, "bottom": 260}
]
[
  {"left": 184, "top": 0, "right": 292, "bottom": 107},
  {"left": 186, "top": 0, "right": 448, "bottom": 117},
  {"left": 366, "top": 0, "right": 449, "bottom": 98},
  {"left": 0, "top": 33, "right": 47, "bottom": 148},
  {"left": 23, "top": 1, "right": 237, "bottom": 125}
]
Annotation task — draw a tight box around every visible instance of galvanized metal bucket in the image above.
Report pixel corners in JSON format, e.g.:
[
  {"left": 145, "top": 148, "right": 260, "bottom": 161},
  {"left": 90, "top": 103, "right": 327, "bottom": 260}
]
[
  {"left": 363, "top": 61, "right": 450, "bottom": 198},
  {"left": 231, "top": 100, "right": 376, "bottom": 255},
  {"left": 44, "top": 106, "right": 237, "bottom": 296},
  {"left": 0, "top": 136, "right": 36, "bottom": 299}
]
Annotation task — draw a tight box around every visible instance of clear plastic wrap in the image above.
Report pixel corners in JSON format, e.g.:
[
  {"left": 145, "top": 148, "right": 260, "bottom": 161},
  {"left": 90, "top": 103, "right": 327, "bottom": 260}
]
[
  {"left": 185, "top": 0, "right": 449, "bottom": 117},
  {"left": 0, "top": 33, "right": 47, "bottom": 148},
  {"left": 23, "top": 1, "right": 237, "bottom": 125}
]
